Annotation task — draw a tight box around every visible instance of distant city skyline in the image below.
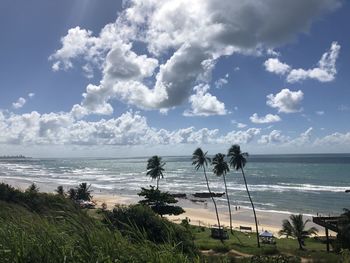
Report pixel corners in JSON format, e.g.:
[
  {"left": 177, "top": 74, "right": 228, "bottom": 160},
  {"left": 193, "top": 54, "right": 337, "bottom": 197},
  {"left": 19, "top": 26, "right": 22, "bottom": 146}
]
[{"left": 0, "top": 0, "right": 349, "bottom": 157}]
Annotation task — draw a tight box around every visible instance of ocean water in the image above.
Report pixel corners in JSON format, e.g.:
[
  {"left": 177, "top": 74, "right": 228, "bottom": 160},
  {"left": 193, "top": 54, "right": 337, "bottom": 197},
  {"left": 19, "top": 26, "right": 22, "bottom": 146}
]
[{"left": 0, "top": 154, "right": 349, "bottom": 215}]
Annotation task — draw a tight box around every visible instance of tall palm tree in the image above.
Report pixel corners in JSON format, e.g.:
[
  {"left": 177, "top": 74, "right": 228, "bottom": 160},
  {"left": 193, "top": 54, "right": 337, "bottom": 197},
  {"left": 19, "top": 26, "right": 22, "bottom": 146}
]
[
  {"left": 228, "top": 144, "right": 260, "bottom": 248},
  {"left": 146, "top": 155, "right": 165, "bottom": 190},
  {"left": 212, "top": 153, "right": 233, "bottom": 233},
  {"left": 192, "top": 148, "right": 222, "bottom": 231},
  {"left": 279, "top": 214, "right": 318, "bottom": 250}
]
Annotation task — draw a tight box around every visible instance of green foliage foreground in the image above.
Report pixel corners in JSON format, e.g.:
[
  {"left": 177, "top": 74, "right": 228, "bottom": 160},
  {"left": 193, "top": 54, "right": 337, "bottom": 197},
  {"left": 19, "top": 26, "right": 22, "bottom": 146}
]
[{"left": 0, "top": 183, "right": 195, "bottom": 263}]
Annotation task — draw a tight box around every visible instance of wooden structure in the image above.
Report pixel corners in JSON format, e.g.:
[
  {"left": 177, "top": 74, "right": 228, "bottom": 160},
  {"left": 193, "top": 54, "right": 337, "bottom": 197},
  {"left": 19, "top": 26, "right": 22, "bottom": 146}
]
[
  {"left": 239, "top": 225, "right": 252, "bottom": 232},
  {"left": 312, "top": 216, "right": 340, "bottom": 252}
]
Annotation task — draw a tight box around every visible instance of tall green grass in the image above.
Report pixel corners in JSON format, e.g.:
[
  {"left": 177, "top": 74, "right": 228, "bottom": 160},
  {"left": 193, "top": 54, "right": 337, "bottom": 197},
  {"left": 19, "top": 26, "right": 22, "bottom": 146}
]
[
  {"left": 0, "top": 183, "right": 196, "bottom": 263},
  {"left": 0, "top": 202, "right": 195, "bottom": 263}
]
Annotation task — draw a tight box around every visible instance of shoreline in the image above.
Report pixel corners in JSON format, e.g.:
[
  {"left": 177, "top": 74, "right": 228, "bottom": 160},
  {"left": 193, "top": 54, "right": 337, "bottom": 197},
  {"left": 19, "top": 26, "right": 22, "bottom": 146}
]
[{"left": 1, "top": 179, "right": 336, "bottom": 236}]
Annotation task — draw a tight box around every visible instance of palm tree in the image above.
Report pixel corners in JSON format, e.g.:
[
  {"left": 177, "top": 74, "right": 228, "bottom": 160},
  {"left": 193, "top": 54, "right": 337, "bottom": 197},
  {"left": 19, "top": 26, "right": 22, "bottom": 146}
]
[
  {"left": 76, "top": 182, "right": 93, "bottom": 201},
  {"left": 279, "top": 214, "right": 318, "bottom": 250},
  {"left": 192, "top": 148, "right": 222, "bottom": 231},
  {"left": 146, "top": 155, "right": 165, "bottom": 190},
  {"left": 26, "top": 183, "right": 39, "bottom": 194},
  {"left": 228, "top": 144, "right": 260, "bottom": 247},
  {"left": 212, "top": 153, "right": 233, "bottom": 233},
  {"left": 56, "top": 185, "right": 65, "bottom": 196}
]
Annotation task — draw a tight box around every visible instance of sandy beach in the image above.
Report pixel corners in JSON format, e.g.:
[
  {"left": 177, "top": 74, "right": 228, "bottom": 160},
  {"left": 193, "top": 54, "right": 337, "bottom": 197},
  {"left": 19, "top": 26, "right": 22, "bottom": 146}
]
[{"left": 93, "top": 193, "right": 332, "bottom": 237}]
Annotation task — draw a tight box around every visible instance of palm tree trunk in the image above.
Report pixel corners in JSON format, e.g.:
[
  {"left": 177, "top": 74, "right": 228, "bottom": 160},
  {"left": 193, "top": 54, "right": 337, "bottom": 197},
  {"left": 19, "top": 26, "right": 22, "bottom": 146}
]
[
  {"left": 297, "top": 238, "right": 303, "bottom": 250},
  {"left": 241, "top": 168, "right": 260, "bottom": 248},
  {"left": 223, "top": 174, "right": 233, "bottom": 234},
  {"left": 156, "top": 177, "right": 159, "bottom": 190},
  {"left": 203, "top": 166, "right": 221, "bottom": 232}
]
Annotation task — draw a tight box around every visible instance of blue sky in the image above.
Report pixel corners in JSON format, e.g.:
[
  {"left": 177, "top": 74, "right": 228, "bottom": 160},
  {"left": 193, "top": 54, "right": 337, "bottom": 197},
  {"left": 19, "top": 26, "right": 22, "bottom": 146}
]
[{"left": 0, "top": 0, "right": 349, "bottom": 157}]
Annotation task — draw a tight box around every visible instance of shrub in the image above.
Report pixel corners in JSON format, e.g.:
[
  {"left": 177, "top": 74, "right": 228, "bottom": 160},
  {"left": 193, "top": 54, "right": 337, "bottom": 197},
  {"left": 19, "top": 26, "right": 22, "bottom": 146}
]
[{"left": 103, "top": 204, "right": 197, "bottom": 257}]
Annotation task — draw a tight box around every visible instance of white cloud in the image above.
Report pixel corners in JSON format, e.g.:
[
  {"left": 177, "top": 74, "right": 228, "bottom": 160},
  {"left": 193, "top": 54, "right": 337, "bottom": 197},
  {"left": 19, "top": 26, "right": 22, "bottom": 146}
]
[
  {"left": 49, "top": 0, "right": 340, "bottom": 114},
  {"left": 221, "top": 128, "right": 261, "bottom": 144},
  {"left": 264, "top": 42, "right": 341, "bottom": 83},
  {"left": 258, "top": 127, "right": 313, "bottom": 146},
  {"left": 214, "top": 77, "right": 228, "bottom": 89},
  {"left": 12, "top": 97, "right": 26, "bottom": 109},
  {"left": 218, "top": 128, "right": 261, "bottom": 144},
  {"left": 237, "top": 123, "right": 247, "bottom": 129},
  {"left": 28, "top": 93, "right": 35, "bottom": 98},
  {"left": 266, "top": 48, "right": 280, "bottom": 57},
  {"left": 184, "top": 84, "right": 227, "bottom": 116},
  {"left": 314, "top": 132, "right": 350, "bottom": 146},
  {"left": 258, "top": 130, "right": 290, "bottom": 144},
  {"left": 49, "top": 27, "right": 96, "bottom": 71},
  {"left": 289, "top": 127, "right": 313, "bottom": 146},
  {"left": 0, "top": 110, "right": 260, "bottom": 146},
  {"left": 266, "top": 88, "right": 304, "bottom": 113},
  {"left": 264, "top": 58, "right": 290, "bottom": 75},
  {"left": 1, "top": 110, "right": 350, "bottom": 154},
  {"left": 231, "top": 120, "right": 247, "bottom": 129},
  {"left": 250, "top": 113, "right": 281, "bottom": 124}
]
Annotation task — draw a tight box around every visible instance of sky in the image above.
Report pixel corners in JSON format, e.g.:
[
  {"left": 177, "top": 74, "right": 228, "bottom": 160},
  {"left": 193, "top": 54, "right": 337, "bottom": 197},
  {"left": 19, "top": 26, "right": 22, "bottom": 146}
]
[{"left": 0, "top": 0, "right": 350, "bottom": 157}]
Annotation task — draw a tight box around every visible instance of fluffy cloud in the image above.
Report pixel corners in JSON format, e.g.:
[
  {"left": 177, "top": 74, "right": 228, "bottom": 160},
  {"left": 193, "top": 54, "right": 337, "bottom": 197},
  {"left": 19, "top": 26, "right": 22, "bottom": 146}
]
[
  {"left": 314, "top": 132, "right": 350, "bottom": 146},
  {"left": 264, "top": 42, "right": 341, "bottom": 83},
  {"left": 0, "top": 110, "right": 259, "bottom": 146},
  {"left": 264, "top": 58, "right": 290, "bottom": 75},
  {"left": 258, "top": 130, "right": 290, "bottom": 144},
  {"left": 184, "top": 85, "right": 227, "bottom": 116},
  {"left": 12, "top": 97, "right": 26, "bottom": 109},
  {"left": 220, "top": 128, "right": 261, "bottom": 144},
  {"left": 258, "top": 127, "right": 313, "bottom": 146},
  {"left": 50, "top": 0, "right": 340, "bottom": 114},
  {"left": 266, "top": 88, "right": 304, "bottom": 113},
  {"left": 250, "top": 113, "right": 281, "bottom": 124}
]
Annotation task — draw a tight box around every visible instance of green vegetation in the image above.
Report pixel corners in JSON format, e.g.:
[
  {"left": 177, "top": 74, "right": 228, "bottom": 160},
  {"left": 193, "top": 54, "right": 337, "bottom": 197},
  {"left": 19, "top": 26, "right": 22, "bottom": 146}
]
[
  {"left": 0, "top": 183, "right": 196, "bottom": 262},
  {"left": 68, "top": 182, "right": 93, "bottom": 201},
  {"left": 102, "top": 204, "right": 196, "bottom": 257},
  {"left": 228, "top": 144, "right": 260, "bottom": 248},
  {"left": 0, "top": 182, "right": 345, "bottom": 262},
  {"left": 146, "top": 155, "right": 165, "bottom": 190},
  {"left": 138, "top": 186, "right": 185, "bottom": 217},
  {"left": 192, "top": 226, "right": 342, "bottom": 262},
  {"left": 279, "top": 214, "right": 318, "bottom": 250}
]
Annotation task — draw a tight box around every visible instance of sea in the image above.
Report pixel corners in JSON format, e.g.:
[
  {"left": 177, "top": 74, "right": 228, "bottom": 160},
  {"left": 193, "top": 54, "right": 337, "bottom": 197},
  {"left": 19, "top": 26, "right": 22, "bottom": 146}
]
[{"left": 0, "top": 154, "right": 349, "bottom": 216}]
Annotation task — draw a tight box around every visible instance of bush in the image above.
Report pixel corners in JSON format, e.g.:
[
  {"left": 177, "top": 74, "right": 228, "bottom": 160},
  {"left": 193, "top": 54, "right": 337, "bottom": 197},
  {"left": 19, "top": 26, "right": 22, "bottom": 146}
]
[
  {"left": 0, "top": 183, "right": 74, "bottom": 214},
  {"left": 103, "top": 204, "right": 197, "bottom": 257}
]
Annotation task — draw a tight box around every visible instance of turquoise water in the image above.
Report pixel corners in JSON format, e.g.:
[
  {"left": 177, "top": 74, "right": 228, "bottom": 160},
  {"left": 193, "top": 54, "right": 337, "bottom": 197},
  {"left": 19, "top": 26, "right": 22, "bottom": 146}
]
[{"left": 0, "top": 154, "right": 349, "bottom": 215}]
